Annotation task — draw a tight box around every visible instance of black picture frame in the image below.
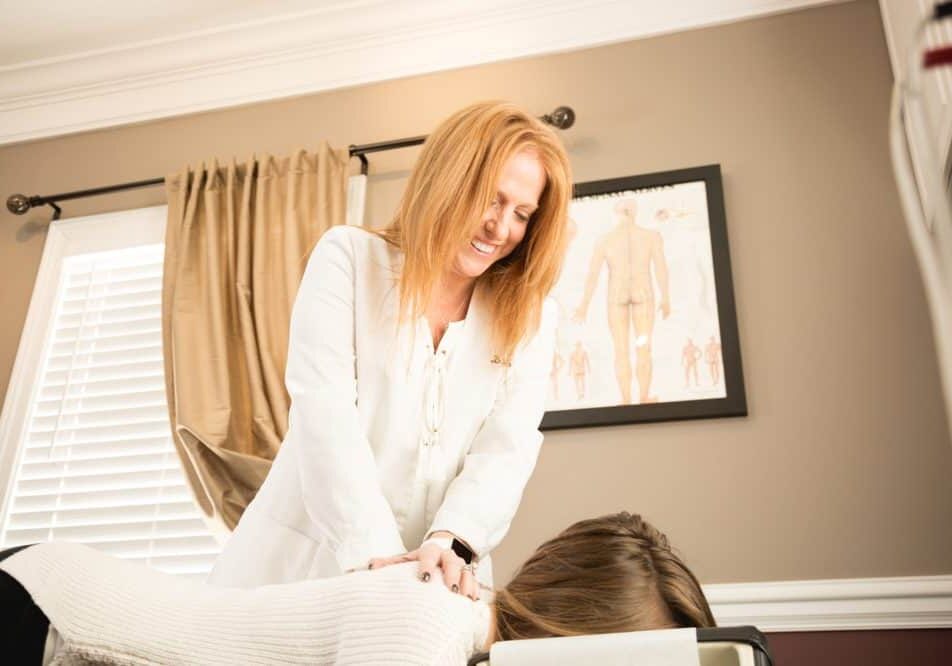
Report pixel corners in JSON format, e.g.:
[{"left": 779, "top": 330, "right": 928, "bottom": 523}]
[{"left": 540, "top": 164, "right": 746, "bottom": 430}]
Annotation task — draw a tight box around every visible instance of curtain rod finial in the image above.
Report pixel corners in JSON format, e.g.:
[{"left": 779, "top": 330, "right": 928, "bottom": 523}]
[
  {"left": 543, "top": 106, "right": 575, "bottom": 130},
  {"left": 6, "top": 193, "right": 31, "bottom": 215}
]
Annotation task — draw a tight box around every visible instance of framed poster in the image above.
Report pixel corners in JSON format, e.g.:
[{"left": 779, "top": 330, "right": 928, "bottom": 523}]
[{"left": 541, "top": 164, "right": 746, "bottom": 429}]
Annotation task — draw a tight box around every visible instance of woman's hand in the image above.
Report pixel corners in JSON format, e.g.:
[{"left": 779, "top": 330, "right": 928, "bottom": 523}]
[
  {"left": 365, "top": 552, "right": 415, "bottom": 570},
  {"left": 368, "top": 539, "right": 479, "bottom": 600}
]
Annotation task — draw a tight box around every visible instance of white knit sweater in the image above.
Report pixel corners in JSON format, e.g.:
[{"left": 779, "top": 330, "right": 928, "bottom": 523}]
[{"left": 0, "top": 542, "right": 491, "bottom": 665}]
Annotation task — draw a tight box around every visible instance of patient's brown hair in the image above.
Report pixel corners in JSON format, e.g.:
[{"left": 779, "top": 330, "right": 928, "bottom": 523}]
[{"left": 492, "top": 512, "right": 715, "bottom": 641}]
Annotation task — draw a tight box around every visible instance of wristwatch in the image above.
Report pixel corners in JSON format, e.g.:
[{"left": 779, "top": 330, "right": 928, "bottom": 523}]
[
  {"left": 451, "top": 537, "right": 475, "bottom": 565},
  {"left": 423, "top": 535, "right": 475, "bottom": 565}
]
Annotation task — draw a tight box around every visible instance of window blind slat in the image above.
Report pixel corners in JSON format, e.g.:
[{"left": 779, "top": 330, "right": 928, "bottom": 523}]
[
  {"left": 5, "top": 518, "right": 212, "bottom": 545},
  {"left": 59, "top": 294, "right": 162, "bottom": 317},
  {"left": 53, "top": 314, "right": 162, "bottom": 343},
  {"left": 67, "top": 264, "right": 162, "bottom": 285},
  {"left": 7, "top": 501, "right": 200, "bottom": 530},
  {"left": 23, "top": 438, "right": 173, "bottom": 466},
  {"left": 42, "top": 360, "right": 165, "bottom": 386},
  {"left": 27, "top": 420, "right": 172, "bottom": 446},
  {"left": 32, "top": 399, "right": 168, "bottom": 423},
  {"left": 16, "top": 469, "right": 187, "bottom": 497},
  {"left": 50, "top": 332, "right": 163, "bottom": 359},
  {"left": 18, "top": 454, "right": 181, "bottom": 482},
  {"left": 56, "top": 304, "right": 160, "bottom": 329},
  {"left": 40, "top": 362, "right": 165, "bottom": 396},
  {"left": 27, "top": 427, "right": 172, "bottom": 450},
  {"left": 86, "top": 535, "right": 221, "bottom": 559},
  {"left": 63, "top": 275, "right": 163, "bottom": 301},
  {"left": 38, "top": 373, "right": 165, "bottom": 402},
  {"left": 45, "top": 348, "right": 163, "bottom": 373},
  {"left": 35, "top": 390, "right": 168, "bottom": 417},
  {"left": 10, "top": 485, "right": 194, "bottom": 513},
  {"left": 24, "top": 437, "right": 172, "bottom": 459}
]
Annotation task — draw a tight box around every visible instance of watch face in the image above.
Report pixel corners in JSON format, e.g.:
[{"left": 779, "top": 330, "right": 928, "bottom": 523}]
[{"left": 451, "top": 538, "right": 473, "bottom": 564}]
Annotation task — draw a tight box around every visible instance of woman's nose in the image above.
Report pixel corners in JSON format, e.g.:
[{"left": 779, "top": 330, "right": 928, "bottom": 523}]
[
  {"left": 485, "top": 205, "right": 508, "bottom": 239},
  {"left": 485, "top": 217, "right": 508, "bottom": 241}
]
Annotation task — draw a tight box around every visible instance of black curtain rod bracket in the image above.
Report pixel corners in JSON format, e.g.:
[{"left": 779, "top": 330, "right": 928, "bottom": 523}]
[
  {"left": 351, "top": 150, "right": 370, "bottom": 177},
  {"left": 6, "top": 105, "right": 574, "bottom": 218}
]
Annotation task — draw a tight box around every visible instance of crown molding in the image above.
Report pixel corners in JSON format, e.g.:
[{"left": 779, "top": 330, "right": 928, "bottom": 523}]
[
  {"left": 706, "top": 574, "right": 952, "bottom": 632},
  {"left": 0, "top": 0, "right": 841, "bottom": 146}
]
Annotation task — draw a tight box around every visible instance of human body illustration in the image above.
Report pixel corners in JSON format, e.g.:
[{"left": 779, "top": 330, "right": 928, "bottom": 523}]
[
  {"left": 705, "top": 336, "right": 722, "bottom": 386},
  {"left": 550, "top": 349, "right": 564, "bottom": 399},
  {"left": 573, "top": 199, "right": 670, "bottom": 404},
  {"left": 681, "top": 338, "right": 701, "bottom": 388},
  {"left": 569, "top": 340, "right": 591, "bottom": 400},
  {"left": 653, "top": 205, "right": 695, "bottom": 224}
]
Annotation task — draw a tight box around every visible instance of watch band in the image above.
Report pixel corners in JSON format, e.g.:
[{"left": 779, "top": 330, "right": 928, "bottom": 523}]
[
  {"left": 422, "top": 536, "right": 453, "bottom": 551},
  {"left": 422, "top": 536, "right": 475, "bottom": 565}
]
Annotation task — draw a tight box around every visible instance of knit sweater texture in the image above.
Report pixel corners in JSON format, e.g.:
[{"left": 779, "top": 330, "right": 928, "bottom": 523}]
[{"left": 0, "top": 542, "right": 490, "bottom": 665}]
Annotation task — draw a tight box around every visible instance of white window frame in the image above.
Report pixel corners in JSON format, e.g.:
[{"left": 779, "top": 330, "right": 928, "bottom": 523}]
[{"left": 0, "top": 205, "right": 169, "bottom": 528}]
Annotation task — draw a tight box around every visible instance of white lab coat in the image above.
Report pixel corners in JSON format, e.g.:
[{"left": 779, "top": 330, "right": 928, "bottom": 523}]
[{"left": 208, "top": 225, "right": 556, "bottom": 588}]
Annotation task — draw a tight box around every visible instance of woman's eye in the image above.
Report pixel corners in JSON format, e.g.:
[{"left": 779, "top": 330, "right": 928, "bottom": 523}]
[{"left": 516, "top": 212, "right": 530, "bottom": 223}]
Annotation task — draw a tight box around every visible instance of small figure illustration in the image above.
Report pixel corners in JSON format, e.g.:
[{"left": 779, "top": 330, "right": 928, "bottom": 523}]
[
  {"left": 550, "top": 349, "right": 564, "bottom": 400},
  {"left": 573, "top": 198, "right": 671, "bottom": 404},
  {"left": 705, "top": 335, "right": 723, "bottom": 386},
  {"left": 569, "top": 340, "right": 591, "bottom": 401},
  {"left": 653, "top": 205, "right": 694, "bottom": 223},
  {"left": 681, "top": 338, "right": 702, "bottom": 388}
]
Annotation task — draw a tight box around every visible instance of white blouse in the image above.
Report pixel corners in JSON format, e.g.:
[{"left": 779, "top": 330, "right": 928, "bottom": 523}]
[{"left": 210, "top": 225, "right": 556, "bottom": 586}]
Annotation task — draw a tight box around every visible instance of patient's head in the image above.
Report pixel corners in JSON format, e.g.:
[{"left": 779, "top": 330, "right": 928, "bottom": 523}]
[{"left": 492, "top": 511, "right": 715, "bottom": 642}]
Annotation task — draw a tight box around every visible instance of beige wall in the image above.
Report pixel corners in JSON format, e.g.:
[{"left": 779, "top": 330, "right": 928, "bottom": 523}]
[{"left": 1, "top": 0, "right": 950, "bottom": 584}]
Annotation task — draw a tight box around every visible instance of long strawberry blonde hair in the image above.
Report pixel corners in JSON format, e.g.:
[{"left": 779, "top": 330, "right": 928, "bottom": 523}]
[{"left": 377, "top": 101, "right": 572, "bottom": 362}]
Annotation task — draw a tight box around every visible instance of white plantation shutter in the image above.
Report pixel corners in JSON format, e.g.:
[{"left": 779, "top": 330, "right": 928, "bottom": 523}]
[{"left": 0, "top": 206, "right": 221, "bottom": 578}]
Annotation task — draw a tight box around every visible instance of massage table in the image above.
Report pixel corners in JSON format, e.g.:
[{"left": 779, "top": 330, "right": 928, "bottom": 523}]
[{"left": 467, "top": 625, "right": 772, "bottom": 666}]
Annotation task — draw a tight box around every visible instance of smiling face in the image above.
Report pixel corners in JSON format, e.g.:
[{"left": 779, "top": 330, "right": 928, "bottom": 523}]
[{"left": 448, "top": 148, "right": 547, "bottom": 284}]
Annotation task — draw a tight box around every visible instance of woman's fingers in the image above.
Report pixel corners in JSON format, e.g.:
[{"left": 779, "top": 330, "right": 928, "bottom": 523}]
[
  {"left": 439, "top": 550, "right": 465, "bottom": 593},
  {"left": 415, "top": 541, "right": 444, "bottom": 582},
  {"left": 415, "top": 543, "right": 474, "bottom": 597},
  {"left": 459, "top": 567, "right": 479, "bottom": 601},
  {"left": 368, "top": 551, "right": 417, "bottom": 570}
]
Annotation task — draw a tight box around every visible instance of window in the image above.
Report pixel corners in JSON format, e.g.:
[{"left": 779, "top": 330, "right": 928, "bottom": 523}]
[{"left": 0, "top": 206, "right": 222, "bottom": 578}]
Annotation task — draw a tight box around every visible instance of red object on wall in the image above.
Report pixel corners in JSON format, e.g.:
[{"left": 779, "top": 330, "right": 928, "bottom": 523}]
[{"left": 923, "top": 45, "right": 952, "bottom": 69}]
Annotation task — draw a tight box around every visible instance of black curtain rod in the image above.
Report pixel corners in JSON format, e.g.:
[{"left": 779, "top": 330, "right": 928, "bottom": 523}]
[
  {"left": 5, "top": 106, "right": 574, "bottom": 221},
  {"left": 4, "top": 138, "right": 424, "bottom": 221}
]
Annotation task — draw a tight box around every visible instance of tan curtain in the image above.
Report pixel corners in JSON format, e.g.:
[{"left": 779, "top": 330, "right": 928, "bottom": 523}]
[{"left": 162, "top": 144, "right": 350, "bottom": 531}]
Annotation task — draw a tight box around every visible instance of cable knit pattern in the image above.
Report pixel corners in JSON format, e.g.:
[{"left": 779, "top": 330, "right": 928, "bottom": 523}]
[{"left": 1, "top": 543, "right": 490, "bottom": 665}]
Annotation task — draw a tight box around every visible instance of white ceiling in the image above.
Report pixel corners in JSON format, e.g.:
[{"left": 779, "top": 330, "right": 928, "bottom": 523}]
[
  {"left": 0, "top": 0, "right": 844, "bottom": 145},
  {"left": 0, "top": 0, "right": 331, "bottom": 64}
]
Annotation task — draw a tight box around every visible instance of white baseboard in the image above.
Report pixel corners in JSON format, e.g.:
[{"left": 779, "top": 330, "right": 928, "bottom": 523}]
[{"left": 705, "top": 575, "right": 952, "bottom": 632}]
